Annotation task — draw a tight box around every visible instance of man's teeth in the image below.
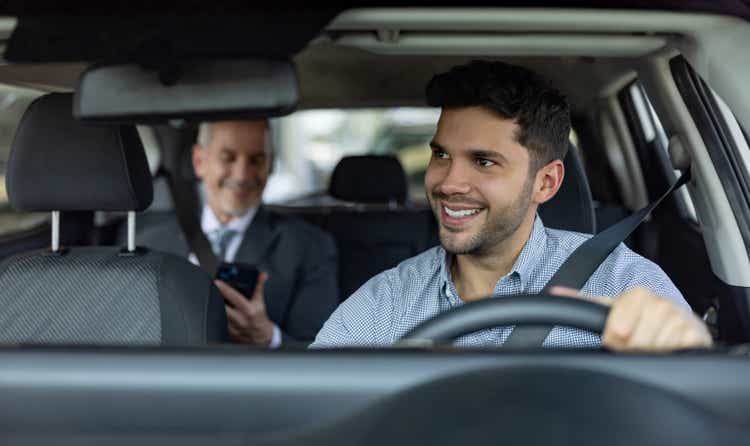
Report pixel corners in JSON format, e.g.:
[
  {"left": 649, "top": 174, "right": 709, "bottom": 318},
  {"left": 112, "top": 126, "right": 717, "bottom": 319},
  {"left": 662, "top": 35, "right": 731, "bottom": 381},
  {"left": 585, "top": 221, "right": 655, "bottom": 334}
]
[{"left": 444, "top": 206, "right": 481, "bottom": 218}]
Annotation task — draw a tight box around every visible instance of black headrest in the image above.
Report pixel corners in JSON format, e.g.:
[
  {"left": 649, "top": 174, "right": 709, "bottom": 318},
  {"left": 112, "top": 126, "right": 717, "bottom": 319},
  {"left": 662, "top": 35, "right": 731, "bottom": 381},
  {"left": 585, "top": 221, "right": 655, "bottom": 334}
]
[
  {"left": 7, "top": 93, "right": 153, "bottom": 212},
  {"left": 329, "top": 155, "right": 408, "bottom": 204},
  {"left": 538, "top": 142, "right": 596, "bottom": 234}
]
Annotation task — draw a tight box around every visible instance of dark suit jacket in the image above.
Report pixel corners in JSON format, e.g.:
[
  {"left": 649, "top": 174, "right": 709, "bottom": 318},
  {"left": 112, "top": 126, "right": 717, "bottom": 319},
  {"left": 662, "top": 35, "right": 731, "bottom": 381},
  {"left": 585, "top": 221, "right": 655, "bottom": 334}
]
[{"left": 136, "top": 206, "right": 339, "bottom": 345}]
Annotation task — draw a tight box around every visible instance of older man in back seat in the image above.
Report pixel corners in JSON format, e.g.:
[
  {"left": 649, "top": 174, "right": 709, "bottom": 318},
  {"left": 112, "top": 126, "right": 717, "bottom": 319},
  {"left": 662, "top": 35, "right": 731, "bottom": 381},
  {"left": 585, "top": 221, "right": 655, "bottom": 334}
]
[
  {"left": 312, "top": 60, "right": 712, "bottom": 351},
  {"left": 141, "top": 120, "right": 339, "bottom": 347}
]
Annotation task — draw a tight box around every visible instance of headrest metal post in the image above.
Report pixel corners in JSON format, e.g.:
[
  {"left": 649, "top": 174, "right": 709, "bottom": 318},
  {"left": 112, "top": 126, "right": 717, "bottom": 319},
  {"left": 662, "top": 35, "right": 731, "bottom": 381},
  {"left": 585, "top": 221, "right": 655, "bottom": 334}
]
[
  {"left": 51, "top": 211, "right": 60, "bottom": 252},
  {"left": 127, "top": 211, "right": 136, "bottom": 253}
]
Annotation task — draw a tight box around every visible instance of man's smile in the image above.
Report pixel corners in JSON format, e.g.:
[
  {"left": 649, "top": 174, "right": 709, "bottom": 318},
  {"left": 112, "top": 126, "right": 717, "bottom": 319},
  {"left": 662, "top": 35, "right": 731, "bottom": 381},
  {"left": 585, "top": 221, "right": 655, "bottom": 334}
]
[{"left": 440, "top": 203, "right": 486, "bottom": 228}]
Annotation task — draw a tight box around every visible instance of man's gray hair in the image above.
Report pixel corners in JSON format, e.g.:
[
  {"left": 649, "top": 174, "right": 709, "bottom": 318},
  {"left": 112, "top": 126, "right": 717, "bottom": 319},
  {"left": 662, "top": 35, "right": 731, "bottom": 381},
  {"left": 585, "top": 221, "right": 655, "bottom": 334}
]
[
  {"left": 196, "top": 120, "right": 275, "bottom": 154},
  {"left": 197, "top": 122, "right": 213, "bottom": 147}
]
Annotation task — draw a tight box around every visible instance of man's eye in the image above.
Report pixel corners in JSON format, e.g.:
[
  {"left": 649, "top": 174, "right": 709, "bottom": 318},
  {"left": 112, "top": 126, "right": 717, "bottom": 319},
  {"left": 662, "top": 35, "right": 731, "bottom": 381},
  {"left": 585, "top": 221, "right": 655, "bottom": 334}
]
[
  {"left": 249, "top": 155, "right": 267, "bottom": 166},
  {"left": 432, "top": 150, "right": 449, "bottom": 159},
  {"left": 476, "top": 158, "right": 496, "bottom": 167}
]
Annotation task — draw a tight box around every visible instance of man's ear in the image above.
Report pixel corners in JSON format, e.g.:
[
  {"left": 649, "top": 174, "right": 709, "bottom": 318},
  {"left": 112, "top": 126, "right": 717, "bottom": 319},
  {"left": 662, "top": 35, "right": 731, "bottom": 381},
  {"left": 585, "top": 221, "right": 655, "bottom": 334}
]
[
  {"left": 533, "top": 159, "right": 565, "bottom": 205},
  {"left": 191, "top": 144, "right": 206, "bottom": 180}
]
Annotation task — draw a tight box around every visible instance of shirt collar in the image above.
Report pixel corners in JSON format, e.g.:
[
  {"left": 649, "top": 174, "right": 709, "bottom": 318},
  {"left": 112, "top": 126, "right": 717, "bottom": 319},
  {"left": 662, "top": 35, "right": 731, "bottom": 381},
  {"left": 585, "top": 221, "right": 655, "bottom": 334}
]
[
  {"left": 201, "top": 204, "right": 258, "bottom": 235},
  {"left": 438, "top": 213, "right": 548, "bottom": 297},
  {"left": 509, "top": 214, "right": 547, "bottom": 287}
]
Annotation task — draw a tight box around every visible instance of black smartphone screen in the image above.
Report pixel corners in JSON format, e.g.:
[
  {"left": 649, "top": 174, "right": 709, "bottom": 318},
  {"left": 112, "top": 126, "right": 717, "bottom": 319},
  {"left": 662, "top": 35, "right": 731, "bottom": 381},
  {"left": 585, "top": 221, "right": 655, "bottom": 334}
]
[{"left": 215, "top": 262, "right": 260, "bottom": 299}]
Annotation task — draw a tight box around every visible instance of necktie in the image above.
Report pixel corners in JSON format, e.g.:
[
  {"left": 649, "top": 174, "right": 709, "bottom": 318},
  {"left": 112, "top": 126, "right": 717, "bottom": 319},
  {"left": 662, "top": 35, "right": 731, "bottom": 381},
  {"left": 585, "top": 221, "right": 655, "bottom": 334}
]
[{"left": 210, "top": 227, "right": 237, "bottom": 261}]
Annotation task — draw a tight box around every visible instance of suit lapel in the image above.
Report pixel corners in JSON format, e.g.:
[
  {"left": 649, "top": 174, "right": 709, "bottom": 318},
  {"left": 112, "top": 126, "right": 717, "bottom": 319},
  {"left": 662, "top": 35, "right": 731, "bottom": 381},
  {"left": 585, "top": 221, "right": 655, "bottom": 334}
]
[{"left": 233, "top": 206, "right": 280, "bottom": 266}]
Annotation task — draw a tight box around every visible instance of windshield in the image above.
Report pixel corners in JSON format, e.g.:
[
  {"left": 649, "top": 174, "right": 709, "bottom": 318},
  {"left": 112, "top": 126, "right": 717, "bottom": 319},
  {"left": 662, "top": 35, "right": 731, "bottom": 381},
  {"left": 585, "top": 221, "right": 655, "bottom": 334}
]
[{"left": 0, "top": 7, "right": 745, "bottom": 355}]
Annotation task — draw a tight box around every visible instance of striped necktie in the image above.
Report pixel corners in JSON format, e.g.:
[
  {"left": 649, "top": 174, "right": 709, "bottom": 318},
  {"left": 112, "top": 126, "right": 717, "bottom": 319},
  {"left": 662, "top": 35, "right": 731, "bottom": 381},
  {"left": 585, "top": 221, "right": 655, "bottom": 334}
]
[{"left": 209, "top": 227, "right": 238, "bottom": 261}]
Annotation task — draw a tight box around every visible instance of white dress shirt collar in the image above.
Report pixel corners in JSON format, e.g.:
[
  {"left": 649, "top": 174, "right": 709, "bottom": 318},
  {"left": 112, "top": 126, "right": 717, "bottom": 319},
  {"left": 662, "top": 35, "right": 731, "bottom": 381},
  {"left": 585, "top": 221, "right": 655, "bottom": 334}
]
[
  {"left": 201, "top": 204, "right": 258, "bottom": 237},
  {"left": 198, "top": 204, "right": 258, "bottom": 263}
]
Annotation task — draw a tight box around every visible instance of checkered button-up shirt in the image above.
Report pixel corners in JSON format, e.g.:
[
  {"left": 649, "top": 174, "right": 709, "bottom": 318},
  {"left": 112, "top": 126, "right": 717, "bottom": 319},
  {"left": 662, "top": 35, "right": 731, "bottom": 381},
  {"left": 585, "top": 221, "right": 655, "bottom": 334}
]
[{"left": 311, "top": 215, "right": 688, "bottom": 348}]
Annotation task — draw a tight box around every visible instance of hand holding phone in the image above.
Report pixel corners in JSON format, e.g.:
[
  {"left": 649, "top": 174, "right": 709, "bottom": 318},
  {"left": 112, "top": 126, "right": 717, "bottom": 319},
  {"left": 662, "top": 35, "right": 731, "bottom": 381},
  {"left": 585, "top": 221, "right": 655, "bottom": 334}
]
[
  {"left": 214, "top": 267, "right": 274, "bottom": 346},
  {"left": 215, "top": 262, "right": 260, "bottom": 300}
]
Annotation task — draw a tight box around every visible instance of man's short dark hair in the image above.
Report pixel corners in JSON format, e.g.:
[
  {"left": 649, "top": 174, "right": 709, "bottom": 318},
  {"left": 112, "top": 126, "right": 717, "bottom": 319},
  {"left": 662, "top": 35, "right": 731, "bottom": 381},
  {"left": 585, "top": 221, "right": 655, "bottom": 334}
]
[{"left": 426, "top": 60, "right": 571, "bottom": 170}]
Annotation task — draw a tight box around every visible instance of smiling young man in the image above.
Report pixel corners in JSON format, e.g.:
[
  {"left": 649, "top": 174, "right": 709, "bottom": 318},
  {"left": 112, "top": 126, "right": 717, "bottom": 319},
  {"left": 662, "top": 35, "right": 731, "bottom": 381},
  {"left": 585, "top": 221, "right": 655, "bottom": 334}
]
[{"left": 312, "top": 60, "right": 712, "bottom": 351}]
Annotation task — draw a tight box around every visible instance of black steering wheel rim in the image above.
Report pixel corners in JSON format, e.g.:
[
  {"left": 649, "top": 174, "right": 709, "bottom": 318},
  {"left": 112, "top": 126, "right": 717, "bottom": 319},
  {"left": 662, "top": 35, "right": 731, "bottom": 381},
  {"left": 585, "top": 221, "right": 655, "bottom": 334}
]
[{"left": 400, "top": 293, "right": 610, "bottom": 343}]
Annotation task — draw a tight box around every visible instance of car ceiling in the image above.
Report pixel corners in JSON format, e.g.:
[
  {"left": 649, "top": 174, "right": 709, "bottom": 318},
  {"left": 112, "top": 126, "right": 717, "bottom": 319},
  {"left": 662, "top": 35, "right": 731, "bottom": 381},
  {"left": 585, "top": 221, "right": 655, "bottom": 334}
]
[
  {"left": 293, "top": 43, "right": 635, "bottom": 111},
  {"left": 0, "top": 50, "right": 635, "bottom": 116},
  {"left": 0, "top": 4, "right": 744, "bottom": 114},
  {"left": 0, "top": 1, "right": 746, "bottom": 19}
]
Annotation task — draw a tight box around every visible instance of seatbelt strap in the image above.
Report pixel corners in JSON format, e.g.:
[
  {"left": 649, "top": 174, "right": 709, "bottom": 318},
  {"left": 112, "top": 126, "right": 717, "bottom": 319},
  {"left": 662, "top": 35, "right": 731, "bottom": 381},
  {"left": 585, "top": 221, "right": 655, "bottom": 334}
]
[
  {"left": 161, "top": 168, "right": 220, "bottom": 276},
  {"left": 503, "top": 168, "right": 691, "bottom": 348}
]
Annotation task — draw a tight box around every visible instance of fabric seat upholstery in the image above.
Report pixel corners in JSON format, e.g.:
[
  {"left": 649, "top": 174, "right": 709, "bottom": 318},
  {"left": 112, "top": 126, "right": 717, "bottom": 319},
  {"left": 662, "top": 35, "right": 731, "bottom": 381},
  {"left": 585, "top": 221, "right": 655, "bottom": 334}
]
[
  {"left": 538, "top": 142, "right": 596, "bottom": 234},
  {"left": 0, "top": 93, "right": 227, "bottom": 345},
  {"left": 272, "top": 155, "right": 438, "bottom": 300},
  {"left": 329, "top": 155, "right": 408, "bottom": 205}
]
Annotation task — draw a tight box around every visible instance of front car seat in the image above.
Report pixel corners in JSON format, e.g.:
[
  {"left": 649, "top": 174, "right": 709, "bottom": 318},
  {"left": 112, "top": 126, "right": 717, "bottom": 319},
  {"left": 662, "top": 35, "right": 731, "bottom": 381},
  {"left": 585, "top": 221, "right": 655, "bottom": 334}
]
[
  {"left": 0, "top": 93, "right": 227, "bottom": 345},
  {"left": 538, "top": 141, "right": 597, "bottom": 234}
]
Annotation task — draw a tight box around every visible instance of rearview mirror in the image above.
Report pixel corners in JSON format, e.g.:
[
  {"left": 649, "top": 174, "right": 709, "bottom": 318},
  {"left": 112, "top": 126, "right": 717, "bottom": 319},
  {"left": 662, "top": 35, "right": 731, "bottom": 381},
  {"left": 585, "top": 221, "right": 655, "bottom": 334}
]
[{"left": 74, "top": 58, "right": 298, "bottom": 123}]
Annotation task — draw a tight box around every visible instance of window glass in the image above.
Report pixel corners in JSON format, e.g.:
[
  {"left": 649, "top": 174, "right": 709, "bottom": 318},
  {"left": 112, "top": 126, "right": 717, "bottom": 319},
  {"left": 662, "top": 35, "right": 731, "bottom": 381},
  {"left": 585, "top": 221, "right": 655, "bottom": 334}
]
[
  {"left": 136, "top": 126, "right": 163, "bottom": 176},
  {"left": 0, "top": 84, "right": 48, "bottom": 237},
  {"left": 629, "top": 83, "right": 698, "bottom": 222},
  {"left": 263, "top": 107, "right": 440, "bottom": 204},
  {"left": 711, "top": 90, "right": 750, "bottom": 178}
]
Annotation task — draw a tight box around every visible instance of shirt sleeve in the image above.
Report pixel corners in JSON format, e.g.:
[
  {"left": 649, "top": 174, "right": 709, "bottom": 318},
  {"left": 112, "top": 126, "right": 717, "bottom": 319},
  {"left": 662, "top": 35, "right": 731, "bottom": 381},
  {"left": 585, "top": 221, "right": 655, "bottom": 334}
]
[
  {"left": 268, "top": 323, "right": 282, "bottom": 349},
  {"left": 309, "top": 268, "right": 395, "bottom": 348},
  {"left": 596, "top": 243, "right": 691, "bottom": 311}
]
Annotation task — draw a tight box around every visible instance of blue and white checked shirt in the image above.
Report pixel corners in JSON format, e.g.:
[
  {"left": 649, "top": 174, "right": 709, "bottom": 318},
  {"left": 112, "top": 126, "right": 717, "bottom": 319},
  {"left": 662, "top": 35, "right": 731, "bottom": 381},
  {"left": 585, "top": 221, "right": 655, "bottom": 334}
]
[{"left": 311, "top": 215, "right": 688, "bottom": 348}]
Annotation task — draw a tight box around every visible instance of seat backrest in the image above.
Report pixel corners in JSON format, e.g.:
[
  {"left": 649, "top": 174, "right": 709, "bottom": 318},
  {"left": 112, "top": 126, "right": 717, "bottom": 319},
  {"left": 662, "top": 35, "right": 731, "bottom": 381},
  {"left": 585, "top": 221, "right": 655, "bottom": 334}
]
[
  {"left": 292, "top": 207, "right": 438, "bottom": 300},
  {"left": 272, "top": 155, "right": 438, "bottom": 300},
  {"left": 538, "top": 142, "right": 596, "bottom": 234},
  {"left": 0, "top": 93, "right": 227, "bottom": 345},
  {"left": 329, "top": 155, "right": 408, "bottom": 205}
]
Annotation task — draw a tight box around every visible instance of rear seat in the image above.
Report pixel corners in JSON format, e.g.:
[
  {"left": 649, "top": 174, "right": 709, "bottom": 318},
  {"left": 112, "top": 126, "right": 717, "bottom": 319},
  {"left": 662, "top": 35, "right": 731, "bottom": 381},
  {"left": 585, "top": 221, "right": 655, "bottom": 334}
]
[{"left": 270, "top": 155, "right": 439, "bottom": 301}]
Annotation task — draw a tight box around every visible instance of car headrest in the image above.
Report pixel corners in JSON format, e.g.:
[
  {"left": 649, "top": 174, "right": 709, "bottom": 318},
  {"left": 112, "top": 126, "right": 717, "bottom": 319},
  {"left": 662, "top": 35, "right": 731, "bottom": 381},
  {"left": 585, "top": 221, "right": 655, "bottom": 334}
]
[
  {"left": 329, "top": 155, "right": 408, "bottom": 204},
  {"left": 7, "top": 93, "right": 153, "bottom": 212},
  {"left": 538, "top": 142, "right": 596, "bottom": 234}
]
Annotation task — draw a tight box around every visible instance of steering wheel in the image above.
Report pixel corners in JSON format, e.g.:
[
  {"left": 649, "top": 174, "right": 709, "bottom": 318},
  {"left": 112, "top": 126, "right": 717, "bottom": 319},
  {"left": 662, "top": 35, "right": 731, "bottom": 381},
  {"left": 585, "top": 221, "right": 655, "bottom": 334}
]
[
  {"left": 399, "top": 292, "right": 610, "bottom": 345},
  {"left": 261, "top": 294, "right": 746, "bottom": 446},
  {"left": 267, "top": 296, "right": 741, "bottom": 445}
]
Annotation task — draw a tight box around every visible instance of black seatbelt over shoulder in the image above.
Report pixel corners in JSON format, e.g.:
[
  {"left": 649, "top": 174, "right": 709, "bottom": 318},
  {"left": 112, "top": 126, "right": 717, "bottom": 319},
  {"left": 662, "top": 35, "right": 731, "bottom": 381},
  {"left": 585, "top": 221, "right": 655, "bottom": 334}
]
[
  {"left": 162, "top": 168, "right": 220, "bottom": 276},
  {"left": 544, "top": 168, "right": 691, "bottom": 291},
  {"left": 504, "top": 168, "right": 692, "bottom": 348}
]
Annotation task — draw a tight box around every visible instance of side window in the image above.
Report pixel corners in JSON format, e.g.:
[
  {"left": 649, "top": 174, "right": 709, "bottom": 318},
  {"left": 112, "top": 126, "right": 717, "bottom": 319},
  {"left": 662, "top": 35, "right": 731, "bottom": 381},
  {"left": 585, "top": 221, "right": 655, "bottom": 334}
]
[
  {"left": 627, "top": 82, "right": 698, "bottom": 223},
  {"left": 0, "top": 85, "right": 48, "bottom": 237},
  {"left": 710, "top": 91, "right": 750, "bottom": 182}
]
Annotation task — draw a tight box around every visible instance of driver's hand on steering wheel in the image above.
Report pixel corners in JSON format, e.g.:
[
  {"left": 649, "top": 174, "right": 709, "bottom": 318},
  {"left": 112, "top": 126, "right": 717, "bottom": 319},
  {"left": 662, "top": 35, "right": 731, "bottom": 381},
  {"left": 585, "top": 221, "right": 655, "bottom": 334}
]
[{"left": 550, "top": 286, "right": 713, "bottom": 352}]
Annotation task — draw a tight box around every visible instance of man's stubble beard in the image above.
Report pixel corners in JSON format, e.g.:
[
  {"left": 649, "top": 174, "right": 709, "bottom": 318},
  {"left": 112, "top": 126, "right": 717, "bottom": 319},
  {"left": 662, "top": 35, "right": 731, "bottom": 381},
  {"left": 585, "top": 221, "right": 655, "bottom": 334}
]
[
  {"left": 432, "top": 175, "right": 535, "bottom": 257},
  {"left": 218, "top": 178, "right": 264, "bottom": 218}
]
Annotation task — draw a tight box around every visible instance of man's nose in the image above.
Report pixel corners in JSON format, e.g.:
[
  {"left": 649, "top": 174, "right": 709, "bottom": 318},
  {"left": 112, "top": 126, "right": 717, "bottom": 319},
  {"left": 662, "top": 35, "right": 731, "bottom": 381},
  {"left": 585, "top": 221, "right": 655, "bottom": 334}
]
[
  {"left": 437, "top": 161, "right": 472, "bottom": 195},
  {"left": 231, "top": 159, "right": 256, "bottom": 181}
]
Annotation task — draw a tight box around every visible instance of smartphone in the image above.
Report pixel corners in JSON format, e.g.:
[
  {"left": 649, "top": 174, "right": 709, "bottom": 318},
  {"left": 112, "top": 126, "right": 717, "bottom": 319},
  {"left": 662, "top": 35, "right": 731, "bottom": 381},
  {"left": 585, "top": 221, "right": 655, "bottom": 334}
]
[{"left": 215, "top": 262, "right": 260, "bottom": 300}]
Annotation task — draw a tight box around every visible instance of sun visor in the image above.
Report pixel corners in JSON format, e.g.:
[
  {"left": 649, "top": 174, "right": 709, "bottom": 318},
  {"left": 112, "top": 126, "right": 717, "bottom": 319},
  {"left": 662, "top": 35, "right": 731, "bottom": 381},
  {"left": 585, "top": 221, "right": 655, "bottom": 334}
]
[
  {"left": 4, "top": 11, "right": 342, "bottom": 63},
  {"left": 73, "top": 58, "right": 299, "bottom": 123}
]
